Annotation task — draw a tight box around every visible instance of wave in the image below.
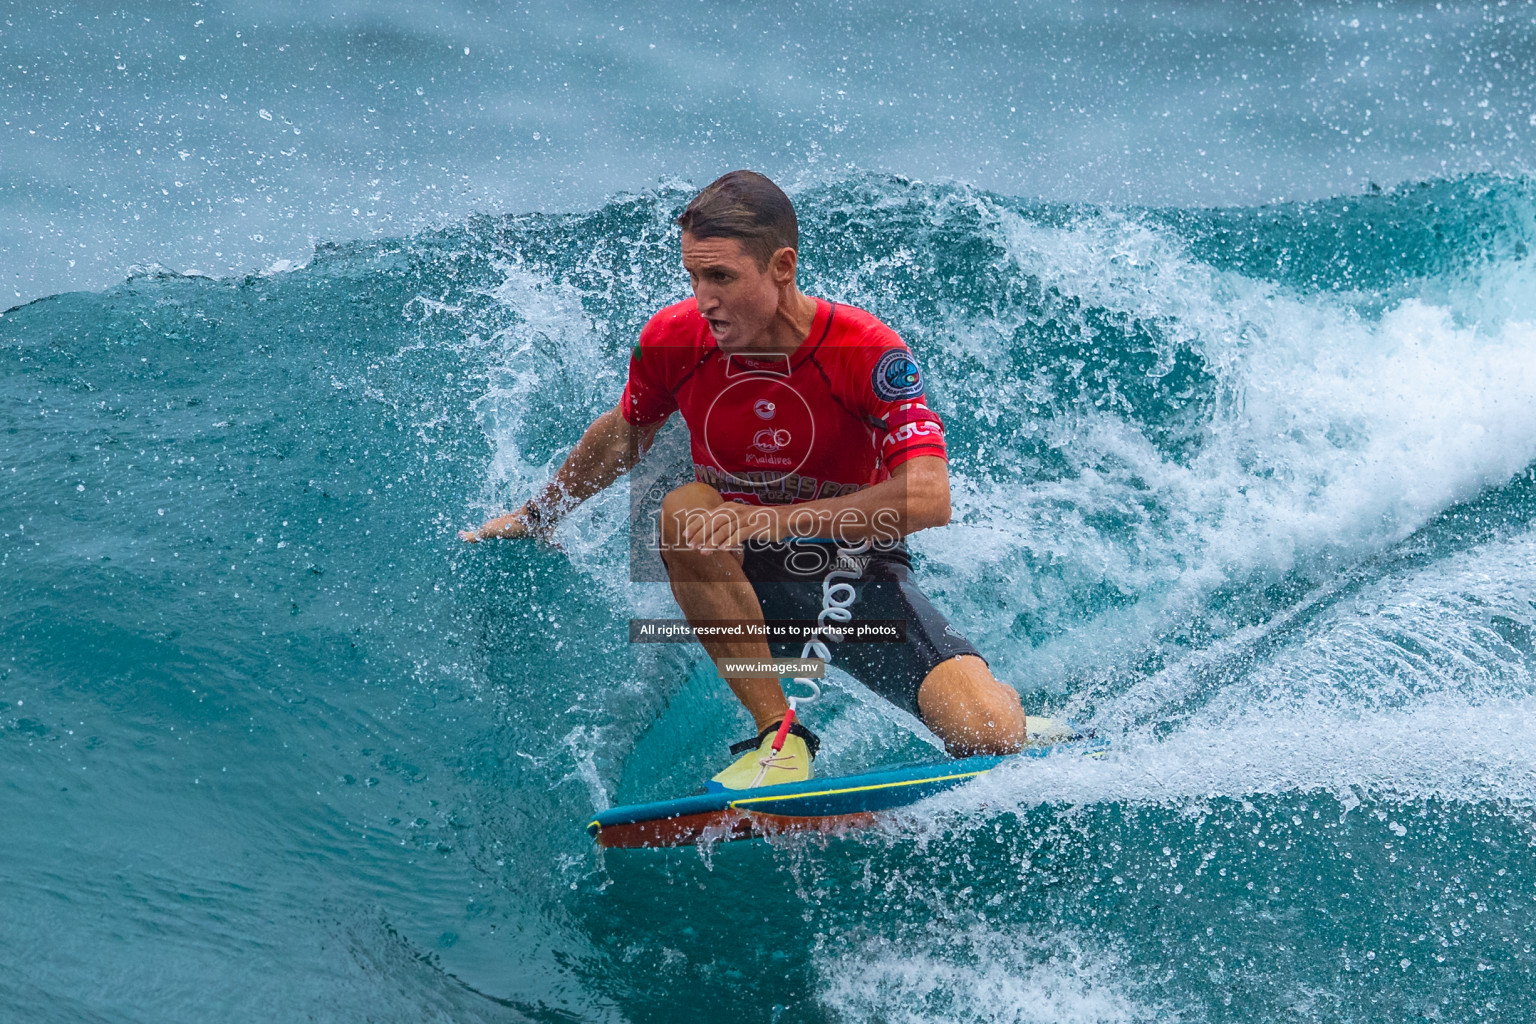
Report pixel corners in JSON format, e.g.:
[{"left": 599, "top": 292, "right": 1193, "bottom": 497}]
[{"left": 6, "top": 170, "right": 1536, "bottom": 1023}]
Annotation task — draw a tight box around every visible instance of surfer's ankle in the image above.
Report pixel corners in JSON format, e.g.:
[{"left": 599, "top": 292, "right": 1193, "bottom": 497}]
[{"left": 735, "top": 718, "right": 820, "bottom": 758}]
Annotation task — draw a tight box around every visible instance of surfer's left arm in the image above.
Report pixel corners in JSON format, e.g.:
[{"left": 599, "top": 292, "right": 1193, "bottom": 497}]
[{"left": 684, "top": 455, "right": 951, "bottom": 553}]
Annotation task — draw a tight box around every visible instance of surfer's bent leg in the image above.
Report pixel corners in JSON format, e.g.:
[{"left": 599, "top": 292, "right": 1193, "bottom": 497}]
[
  {"left": 735, "top": 544, "right": 1024, "bottom": 755},
  {"left": 658, "top": 482, "right": 789, "bottom": 731},
  {"left": 868, "top": 579, "right": 1023, "bottom": 754},
  {"left": 915, "top": 655, "right": 1027, "bottom": 756}
]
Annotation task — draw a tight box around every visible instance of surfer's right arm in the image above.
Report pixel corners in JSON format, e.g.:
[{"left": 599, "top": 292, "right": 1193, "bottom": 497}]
[{"left": 459, "top": 403, "right": 666, "bottom": 542}]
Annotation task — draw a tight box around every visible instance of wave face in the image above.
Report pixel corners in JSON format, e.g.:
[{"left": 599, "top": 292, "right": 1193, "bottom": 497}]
[{"left": 5, "top": 173, "right": 1536, "bottom": 1022}]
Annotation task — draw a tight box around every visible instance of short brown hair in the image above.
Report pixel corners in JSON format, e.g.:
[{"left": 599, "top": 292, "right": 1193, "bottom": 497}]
[{"left": 676, "top": 170, "right": 798, "bottom": 269}]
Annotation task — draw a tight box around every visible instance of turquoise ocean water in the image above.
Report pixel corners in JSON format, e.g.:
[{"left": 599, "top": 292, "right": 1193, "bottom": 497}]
[{"left": 6, "top": 4, "right": 1536, "bottom": 1023}]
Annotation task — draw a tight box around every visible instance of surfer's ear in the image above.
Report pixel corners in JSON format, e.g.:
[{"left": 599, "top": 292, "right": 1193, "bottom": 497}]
[{"left": 768, "top": 245, "right": 798, "bottom": 285}]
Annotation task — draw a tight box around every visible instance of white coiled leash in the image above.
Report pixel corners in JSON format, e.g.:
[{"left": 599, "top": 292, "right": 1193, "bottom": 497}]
[{"left": 748, "top": 538, "right": 872, "bottom": 788}]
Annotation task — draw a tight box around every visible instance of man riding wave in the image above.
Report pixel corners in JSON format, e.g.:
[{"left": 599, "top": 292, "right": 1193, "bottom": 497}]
[{"left": 463, "top": 170, "right": 1068, "bottom": 790}]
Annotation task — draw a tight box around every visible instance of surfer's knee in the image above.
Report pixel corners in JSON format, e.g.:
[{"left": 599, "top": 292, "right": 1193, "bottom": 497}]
[
  {"left": 916, "top": 655, "right": 1026, "bottom": 756},
  {"left": 661, "top": 481, "right": 724, "bottom": 514},
  {"left": 658, "top": 482, "right": 724, "bottom": 551},
  {"left": 657, "top": 482, "right": 748, "bottom": 576}
]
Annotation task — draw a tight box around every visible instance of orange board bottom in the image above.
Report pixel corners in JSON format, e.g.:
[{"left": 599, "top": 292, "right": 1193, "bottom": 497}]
[{"left": 593, "top": 808, "right": 883, "bottom": 849}]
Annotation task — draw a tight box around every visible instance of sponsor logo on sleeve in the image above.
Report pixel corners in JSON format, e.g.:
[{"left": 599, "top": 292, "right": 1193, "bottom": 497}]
[
  {"left": 880, "top": 419, "right": 942, "bottom": 449},
  {"left": 873, "top": 349, "right": 925, "bottom": 401}
]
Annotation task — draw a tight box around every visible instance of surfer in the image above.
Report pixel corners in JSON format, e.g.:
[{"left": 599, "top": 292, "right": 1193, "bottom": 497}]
[{"left": 463, "top": 170, "right": 1065, "bottom": 789}]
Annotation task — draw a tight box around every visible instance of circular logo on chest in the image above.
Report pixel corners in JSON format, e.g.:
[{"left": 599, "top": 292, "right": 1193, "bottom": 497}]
[{"left": 703, "top": 378, "right": 815, "bottom": 485}]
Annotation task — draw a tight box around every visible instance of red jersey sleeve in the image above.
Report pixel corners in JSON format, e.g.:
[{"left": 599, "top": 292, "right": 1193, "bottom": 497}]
[
  {"left": 844, "top": 320, "right": 948, "bottom": 471},
  {"left": 620, "top": 311, "right": 681, "bottom": 426}
]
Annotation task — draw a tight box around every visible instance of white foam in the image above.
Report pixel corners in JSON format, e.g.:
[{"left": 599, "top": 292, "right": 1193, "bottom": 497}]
[
  {"left": 261, "top": 256, "right": 309, "bottom": 276},
  {"left": 817, "top": 925, "right": 1164, "bottom": 1024},
  {"left": 906, "top": 529, "right": 1536, "bottom": 824},
  {"left": 1161, "top": 521, "right": 1536, "bottom": 730},
  {"left": 476, "top": 259, "right": 614, "bottom": 494},
  {"left": 917, "top": 698, "right": 1536, "bottom": 827},
  {"left": 468, "top": 259, "right": 649, "bottom": 594},
  {"left": 908, "top": 204, "right": 1536, "bottom": 691}
]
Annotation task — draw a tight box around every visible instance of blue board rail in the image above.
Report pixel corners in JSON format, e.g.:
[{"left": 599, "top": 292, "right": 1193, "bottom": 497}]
[{"left": 588, "top": 735, "right": 1106, "bottom": 849}]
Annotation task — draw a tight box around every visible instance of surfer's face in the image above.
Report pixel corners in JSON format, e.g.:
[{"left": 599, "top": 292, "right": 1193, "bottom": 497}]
[{"left": 681, "top": 232, "right": 793, "bottom": 352}]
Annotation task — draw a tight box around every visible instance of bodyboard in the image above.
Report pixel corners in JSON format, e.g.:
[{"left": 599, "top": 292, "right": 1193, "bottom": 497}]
[{"left": 588, "top": 733, "right": 1107, "bottom": 849}]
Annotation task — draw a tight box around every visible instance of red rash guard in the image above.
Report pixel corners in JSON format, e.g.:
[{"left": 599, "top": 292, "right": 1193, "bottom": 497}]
[{"left": 620, "top": 297, "right": 947, "bottom": 506}]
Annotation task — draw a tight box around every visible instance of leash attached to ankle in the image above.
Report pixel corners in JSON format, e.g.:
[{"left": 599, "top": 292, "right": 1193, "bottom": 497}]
[{"left": 742, "top": 538, "right": 872, "bottom": 788}]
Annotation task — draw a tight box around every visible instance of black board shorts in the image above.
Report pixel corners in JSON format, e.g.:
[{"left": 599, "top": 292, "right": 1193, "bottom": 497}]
[{"left": 739, "top": 539, "right": 984, "bottom": 718}]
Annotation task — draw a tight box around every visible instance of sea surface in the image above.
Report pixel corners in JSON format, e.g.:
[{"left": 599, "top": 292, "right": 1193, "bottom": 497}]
[
  {"left": 6, "top": 0, "right": 1535, "bottom": 303},
  {"left": 5, "top": 4, "right": 1536, "bottom": 1024}
]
